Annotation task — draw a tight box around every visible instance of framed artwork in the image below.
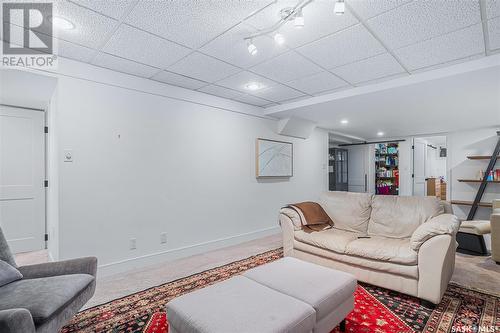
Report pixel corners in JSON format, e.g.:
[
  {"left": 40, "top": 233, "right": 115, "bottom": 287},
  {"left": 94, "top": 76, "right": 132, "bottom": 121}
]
[{"left": 255, "top": 138, "right": 293, "bottom": 178}]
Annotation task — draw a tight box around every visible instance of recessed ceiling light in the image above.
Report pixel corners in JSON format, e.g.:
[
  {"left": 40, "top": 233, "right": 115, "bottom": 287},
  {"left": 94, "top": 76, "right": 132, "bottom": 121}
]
[
  {"left": 294, "top": 9, "right": 304, "bottom": 28},
  {"left": 274, "top": 32, "right": 285, "bottom": 45},
  {"left": 247, "top": 40, "right": 258, "bottom": 56},
  {"left": 377, "top": 131, "right": 385, "bottom": 136},
  {"left": 340, "top": 119, "right": 348, "bottom": 125},
  {"left": 245, "top": 82, "right": 263, "bottom": 91},
  {"left": 50, "top": 16, "right": 75, "bottom": 30},
  {"left": 334, "top": 0, "right": 345, "bottom": 15}
]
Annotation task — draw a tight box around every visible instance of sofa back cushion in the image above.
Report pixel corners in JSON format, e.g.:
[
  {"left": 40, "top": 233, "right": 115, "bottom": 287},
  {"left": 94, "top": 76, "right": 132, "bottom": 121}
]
[
  {"left": 319, "top": 191, "right": 372, "bottom": 233},
  {"left": 368, "top": 195, "right": 444, "bottom": 238}
]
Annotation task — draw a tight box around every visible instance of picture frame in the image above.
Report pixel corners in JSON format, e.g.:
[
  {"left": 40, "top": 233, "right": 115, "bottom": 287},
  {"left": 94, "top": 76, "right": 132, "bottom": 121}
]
[{"left": 255, "top": 138, "right": 293, "bottom": 178}]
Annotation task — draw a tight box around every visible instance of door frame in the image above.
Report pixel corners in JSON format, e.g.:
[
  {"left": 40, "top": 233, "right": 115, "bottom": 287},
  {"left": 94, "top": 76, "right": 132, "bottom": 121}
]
[{"left": 0, "top": 103, "right": 47, "bottom": 252}]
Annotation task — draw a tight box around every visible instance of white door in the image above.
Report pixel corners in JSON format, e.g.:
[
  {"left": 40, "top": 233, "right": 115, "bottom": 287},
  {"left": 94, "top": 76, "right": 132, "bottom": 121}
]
[
  {"left": 413, "top": 138, "right": 426, "bottom": 196},
  {"left": 348, "top": 145, "right": 368, "bottom": 192},
  {"left": 0, "top": 105, "right": 45, "bottom": 253}
]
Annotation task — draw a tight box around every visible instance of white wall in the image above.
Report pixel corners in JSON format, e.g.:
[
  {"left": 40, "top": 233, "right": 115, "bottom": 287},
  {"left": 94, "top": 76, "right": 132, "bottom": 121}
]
[
  {"left": 447, "top": 127, "right": 500, "bottom": 250},
  {"left": 448, "top": 127, "right": 500, "bottom": 220},
  {"left": 41, "top": 60, "right": 328, "bottom": 275}
]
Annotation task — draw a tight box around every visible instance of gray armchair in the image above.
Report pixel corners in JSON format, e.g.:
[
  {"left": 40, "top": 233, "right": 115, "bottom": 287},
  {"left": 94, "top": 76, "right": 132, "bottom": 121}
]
[{"left": 0, "top": 228, "right": 97, "bottom": 333}]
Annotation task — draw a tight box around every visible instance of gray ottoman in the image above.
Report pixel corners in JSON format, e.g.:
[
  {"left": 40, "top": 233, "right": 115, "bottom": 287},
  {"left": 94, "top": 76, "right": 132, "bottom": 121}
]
[
  {"left": 166, "top": 275, "right": 316, "bottom": 333},
  {"left": 243, "top": 257, "right": 357, "bottom": 333}
]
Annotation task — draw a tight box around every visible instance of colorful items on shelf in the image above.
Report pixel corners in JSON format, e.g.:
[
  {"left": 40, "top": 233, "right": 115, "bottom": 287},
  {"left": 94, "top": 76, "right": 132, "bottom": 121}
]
[
  {"left": 375, "top": 143, "right": 399, "bottom": 195},
  {"left": 478, "top": 169, "right": 500, "bottom": 181}
]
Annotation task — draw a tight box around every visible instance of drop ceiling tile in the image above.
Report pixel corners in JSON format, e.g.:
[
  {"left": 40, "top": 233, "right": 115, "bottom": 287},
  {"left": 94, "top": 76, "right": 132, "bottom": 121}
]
[
  {"left": 286, "top": 71, "right": 348, "bottom": 95},
  {"left": 167, "top": 52, "right": 240, "bottom": 83},
  {"left": 313, "top": 85, "right": 351, "bottom": 96},
  {"left": 348, "top": 0, "right": 412, "bottom": 20},
  {"left": 214, "top": 71, "right": 277, "bottom": 93},
  {"left": 51, "top": 1, "right": 119, "bottom": 49},
  {"left": 367, "top": 0, "right": 481, "bottom": 50},
  {"left": 489, "top": 17, "right": 500, "bottom": 50},
  {"left": 125, "top": 1, "right": 273, "bottom": 48},
  {"left": 198, "top": 85, "right": 271, "bottom": 106},
  {"left": 297, "top": 24, "right": 386, "bottom": 69},
  {"left": 279, "top": 95, "right": 311, "bottom": 104},
  {"left": 55, "top": 38, "right": 96, "bottom": 63},
  {"left": 69, "top": 0, "right": 136, "bottom": 19},
  {"left": 103, "top": 25, "right": 191, "bottom": 69},
  {"left": 151, "top": 71, "right": 208, "bottom": 90},
  {"left": 92, "top": 53, "right": 160, "bottom": 78},
  {"left": 394, "top": 24, "right": 485, "bottom": 72},
  {"left": 486, "top": 0, "right": 500, "bottom": 19},
  {"left": 250, "top": 83, "right": 306, "bottom": 103},
  {"left": 331, "top": 53, "right": 405, "bottom": 84},
  {"left": 200, "top": 23, "right": 288, "bottom": 69},
  {"left": 251, "top": 51, "right": 324, "bottom": 82}
]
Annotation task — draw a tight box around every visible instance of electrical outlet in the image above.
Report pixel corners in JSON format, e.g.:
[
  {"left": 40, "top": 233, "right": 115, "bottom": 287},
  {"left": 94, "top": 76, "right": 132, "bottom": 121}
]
[
  {"left": 129, "top": 238, "right": 136, "bottom": 250},
  {"left": 160, "top": 233, "right": 167, "bottom": 244}
]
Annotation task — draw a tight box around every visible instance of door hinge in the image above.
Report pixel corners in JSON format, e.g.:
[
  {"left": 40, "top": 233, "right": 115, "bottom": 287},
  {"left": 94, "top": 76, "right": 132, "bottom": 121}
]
[
  {"left": 44, "top": 126, "right": 48, "bottom": 134},
  {"left": 44, "top": 180, "right": 49, "bottom": 188},
  {"left": 44, "top": 234, "right": 49, "bottom": 241},
  {"left": 411, "top": 145, "right": 414, "bottom": 149},
  {"left": 412, "top": 174, "right": 415, "bottom": 178}
]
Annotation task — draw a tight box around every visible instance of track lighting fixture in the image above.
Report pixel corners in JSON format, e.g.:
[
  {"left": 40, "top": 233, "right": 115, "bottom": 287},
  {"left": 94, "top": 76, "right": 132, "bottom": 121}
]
[
  {"left": 294, "top": 9, "right": 304, "bottom": 28},
  {"left": 243, "top": 1, "right": 348, "bottom": 54},
  {"left": 334, "top": 0, "right": 345, "bottom": 15},
  {"left": 274, "top": 32, "right": 285, "bottom": 45},
  {"left": 247, "top": 40, "right": 258, "bottom": 56}
]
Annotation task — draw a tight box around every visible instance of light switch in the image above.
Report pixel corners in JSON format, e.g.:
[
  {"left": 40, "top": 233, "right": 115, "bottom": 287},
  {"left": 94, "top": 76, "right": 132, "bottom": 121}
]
[{"left": 64, "top": 149, "right": 73, "bottom": 162}]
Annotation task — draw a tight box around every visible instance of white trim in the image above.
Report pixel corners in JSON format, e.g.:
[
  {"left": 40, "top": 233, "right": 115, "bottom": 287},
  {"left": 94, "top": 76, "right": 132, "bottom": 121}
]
[{"left": 97, "top": 226, "right": 280, "bottom": 277}]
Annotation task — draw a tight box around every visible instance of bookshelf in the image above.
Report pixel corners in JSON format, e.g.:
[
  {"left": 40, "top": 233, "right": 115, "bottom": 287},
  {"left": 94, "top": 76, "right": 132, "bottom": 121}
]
[{"left": 375, "top": 142, "right": 399, "bottom": 195}]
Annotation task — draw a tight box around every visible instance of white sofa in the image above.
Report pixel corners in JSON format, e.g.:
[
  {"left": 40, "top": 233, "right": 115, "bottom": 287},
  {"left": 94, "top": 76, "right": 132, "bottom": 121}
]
[{"left": 280, "top": 192, "right": 461, "bottom": 305}]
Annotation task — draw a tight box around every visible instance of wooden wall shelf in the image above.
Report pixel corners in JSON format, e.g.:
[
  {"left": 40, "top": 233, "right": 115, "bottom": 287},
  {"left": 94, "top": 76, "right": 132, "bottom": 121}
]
[
  {"left": 451, "top": 200, "right": 492, "bottom": 208},
  {"left": 467, "top": 155, "right": 500, "bottom": 160},
  {"left": 457, "top": 179, "right": 500, "bottom": 183}
]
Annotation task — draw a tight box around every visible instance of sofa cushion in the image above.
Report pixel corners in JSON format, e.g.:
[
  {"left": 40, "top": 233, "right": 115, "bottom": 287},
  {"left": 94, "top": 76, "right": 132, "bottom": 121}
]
[
  {"left": 345, "top": 237, "right": 418, "bottom": 265},
  {"left": 0, "top": 274, "right": 94, "bottom": 325},
  {"left": 243, "top": 257, "right": 357, "bottom": 321},
  {"left": 368, "top": 196, "right": 444, "bottom": 238},
  {"left": 294, "top": 241, "right": 419, "bottom": 278},
  {"left": 0, "top": 260, "right": 23, "bottom": 287},
  {"left": 319, "top": 191, "right": 372, "bottom": 233},
  {"left": 410, "top": 214, "right": 460, "bottom": 250},
  {"left": 166, "top": 276, "right": 316, "bottom": 333},
  {"left": 0, "top": 228, "right": 17, "bottom": 268},
  {"left": 294, "top": 228, "right": 359, "bottom": 254}
]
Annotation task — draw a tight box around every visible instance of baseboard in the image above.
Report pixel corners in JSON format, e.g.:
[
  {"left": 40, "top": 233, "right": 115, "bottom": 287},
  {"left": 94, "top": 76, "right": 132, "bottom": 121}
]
[{"left": 97, "top": 226, "right": 280, "bottom": 277}]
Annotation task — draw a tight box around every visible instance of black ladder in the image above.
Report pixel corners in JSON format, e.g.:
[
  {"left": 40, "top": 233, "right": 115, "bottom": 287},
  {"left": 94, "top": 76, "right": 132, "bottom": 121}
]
[{"left": 466, "top": 131, "right": 500, "bottom": 220}]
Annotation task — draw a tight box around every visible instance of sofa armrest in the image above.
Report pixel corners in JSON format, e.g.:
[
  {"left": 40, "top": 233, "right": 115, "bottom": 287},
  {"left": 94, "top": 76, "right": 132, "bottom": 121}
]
[
  {"left": 279, "top": 207, "right": 305, "bottom": 230},
  {"left": 0, "top": 309, "right": 35, "bottom": 333},
  {"left": 417, "top": 234, "right": 456, "bottom": 304},
  {"left": 491, "top": 209, "right": 500, "bottom": 262},
  {"left": 18, "top": 256, "right": 97, "bottom": 279},
  {"left": 410, "top": 214, "right": 460, "bottom": 251}
]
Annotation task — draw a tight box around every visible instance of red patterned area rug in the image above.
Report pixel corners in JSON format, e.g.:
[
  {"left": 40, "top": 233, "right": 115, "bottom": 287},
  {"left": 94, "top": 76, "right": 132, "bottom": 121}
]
[{"left": 61, "top": 249, "right": 500, "bottom": 333}]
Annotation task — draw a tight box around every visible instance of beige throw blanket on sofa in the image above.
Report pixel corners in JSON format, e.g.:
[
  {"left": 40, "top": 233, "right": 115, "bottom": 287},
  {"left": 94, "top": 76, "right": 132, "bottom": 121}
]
[{"left": 286, "top": 202, "right": 333, "bottom": 231}]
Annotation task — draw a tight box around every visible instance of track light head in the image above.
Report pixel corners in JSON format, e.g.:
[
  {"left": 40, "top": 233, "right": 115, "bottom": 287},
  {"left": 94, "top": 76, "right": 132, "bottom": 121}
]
[
  {"left": 294, "top": 9, "right": 304, "bottom": 28},
  {"left": 334, "top": 0, "right": 345, "bottom": 15},
  {"left": 274, "top": 32, "right": 285, "bottom": 45},
  {"left": 247, "top": 40, "right": 258, "bottom": 55}
]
